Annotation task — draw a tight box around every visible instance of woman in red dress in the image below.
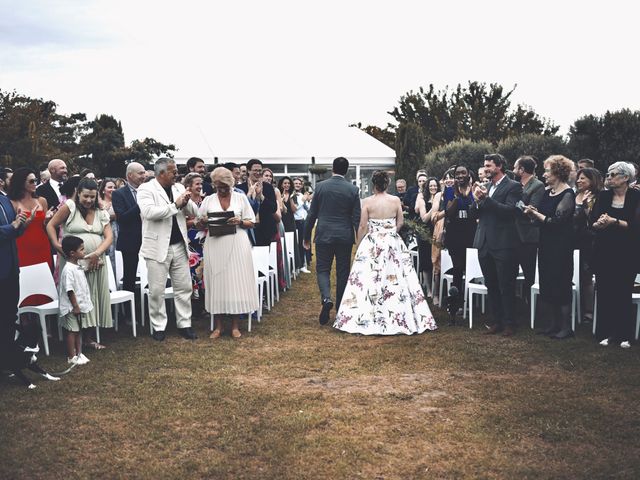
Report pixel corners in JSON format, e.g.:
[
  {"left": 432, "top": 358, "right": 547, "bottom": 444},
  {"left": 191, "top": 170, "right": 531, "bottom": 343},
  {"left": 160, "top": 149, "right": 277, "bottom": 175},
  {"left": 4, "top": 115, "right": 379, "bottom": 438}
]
[{"left": 9, "top": 168, "right": 55, "bottom": 306}]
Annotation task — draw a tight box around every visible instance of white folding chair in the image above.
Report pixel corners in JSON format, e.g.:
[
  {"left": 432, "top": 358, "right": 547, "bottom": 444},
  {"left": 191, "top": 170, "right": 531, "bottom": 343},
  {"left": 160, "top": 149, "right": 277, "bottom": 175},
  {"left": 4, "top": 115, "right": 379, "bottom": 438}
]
[
  {"left": 269, "top": 241, "right": 280, "bottom": 303},
  {"left": 253, "top": 246, "right": 272, "bottom": 311},
  {"left": 18, "top": 263, "right": 59, "bottom": 356},
  {"left": 251, "top": 248, "right": 269, "bottom": 322},
  {"left": 464, "top": 248, "right": 487, "bottom": 328},
  {"left": 114, "top": 250, "right": 124, "bottom": 288},
  {"left": 531, "top": 250, "right": 579, "bottom": 330},
  {"left": 137, "top": 256, "right": 175, "bottom": 334},
  {"left": 284, "top": 231, "right": 297, "bottom": 280},
  {"left": 106, "top": 261, "right": 136, "bottom": 337},
  {"left": 438, "top": 249, "right": 454, "bottom": 303}
]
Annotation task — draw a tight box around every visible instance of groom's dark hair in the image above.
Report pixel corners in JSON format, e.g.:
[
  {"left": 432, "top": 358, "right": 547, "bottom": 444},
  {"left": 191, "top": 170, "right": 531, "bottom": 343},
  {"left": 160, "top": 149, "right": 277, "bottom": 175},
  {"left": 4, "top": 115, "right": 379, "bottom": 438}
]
[{"left": 332, "top": 157, "right": 349, "bottom": 176}]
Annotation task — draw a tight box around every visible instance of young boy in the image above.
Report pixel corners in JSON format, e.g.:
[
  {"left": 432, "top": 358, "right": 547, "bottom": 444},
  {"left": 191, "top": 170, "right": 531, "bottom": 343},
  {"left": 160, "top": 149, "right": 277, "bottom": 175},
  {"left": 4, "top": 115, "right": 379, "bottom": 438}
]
[{"left": 59, "top": 235, "right": 94, "bottom": 365}]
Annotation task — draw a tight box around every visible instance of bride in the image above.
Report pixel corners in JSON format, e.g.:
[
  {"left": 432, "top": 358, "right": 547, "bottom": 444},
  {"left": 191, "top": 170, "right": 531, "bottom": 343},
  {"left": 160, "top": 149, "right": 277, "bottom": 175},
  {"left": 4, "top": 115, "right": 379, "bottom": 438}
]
[{"left": 334, "top": 170, "right": 437, "bottom": 335}]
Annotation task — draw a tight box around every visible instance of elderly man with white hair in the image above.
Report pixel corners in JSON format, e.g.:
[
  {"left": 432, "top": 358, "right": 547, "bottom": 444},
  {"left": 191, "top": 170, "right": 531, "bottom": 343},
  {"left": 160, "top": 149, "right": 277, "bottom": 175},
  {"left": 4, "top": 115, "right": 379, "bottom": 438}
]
[
  {"left": 112, "top": 162, "right": 146, "bottom": 298},
  {"left": 591, "top": 161, "right": 640, "bottom": 349},
  {"left": 36, "top": 158, "right": 68, "bottom": 209},
  {"left": 137, "top": 158, "right": 199, "bottom": 341}
]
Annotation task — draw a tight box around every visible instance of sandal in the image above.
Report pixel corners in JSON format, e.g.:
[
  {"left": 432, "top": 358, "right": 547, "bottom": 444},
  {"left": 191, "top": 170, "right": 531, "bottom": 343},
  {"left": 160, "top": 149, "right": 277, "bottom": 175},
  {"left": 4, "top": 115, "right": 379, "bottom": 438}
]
[
  {"left": 231, "top": 329, "right": 242, "bottom": 339},
  {"left": 86, "top": 341, "right": 106, "bottom": 350},
  {"left": 209, "top": 329, "right": 222, "bottom": 340}
]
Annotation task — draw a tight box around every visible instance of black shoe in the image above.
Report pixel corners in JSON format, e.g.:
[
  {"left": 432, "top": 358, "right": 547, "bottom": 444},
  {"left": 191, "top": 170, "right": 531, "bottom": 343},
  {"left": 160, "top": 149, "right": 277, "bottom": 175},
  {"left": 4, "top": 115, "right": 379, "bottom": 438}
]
[
  {"left": 178, "top": 327, "right": 198, "bottom": 340},
  {"left": 319, "top": 299, "right": 333, "bottom": 325},
  {"left": 152, "top": 330, "right": 166, "bottom": 342},
  {"left": 553, "top": 329, "right": 574, "bottom": 340}
]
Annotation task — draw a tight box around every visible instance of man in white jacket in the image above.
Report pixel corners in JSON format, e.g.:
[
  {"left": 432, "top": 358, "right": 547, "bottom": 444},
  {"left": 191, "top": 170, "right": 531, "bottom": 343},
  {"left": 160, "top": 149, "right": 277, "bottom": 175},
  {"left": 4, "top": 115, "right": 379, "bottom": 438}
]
[{"left": 137, "top": 158, "right": 198, "bottom": 341}]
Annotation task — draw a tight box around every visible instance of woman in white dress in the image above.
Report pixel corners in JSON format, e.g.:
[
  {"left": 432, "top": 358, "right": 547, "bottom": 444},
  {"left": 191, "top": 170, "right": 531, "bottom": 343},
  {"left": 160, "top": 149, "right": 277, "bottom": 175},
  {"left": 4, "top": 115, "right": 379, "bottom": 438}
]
[
  {"left": 198, "top": 167, "right": 258, "bottom": 339},
  {"left": 334, "top": 170, "right": 437, "bottom": 335}
]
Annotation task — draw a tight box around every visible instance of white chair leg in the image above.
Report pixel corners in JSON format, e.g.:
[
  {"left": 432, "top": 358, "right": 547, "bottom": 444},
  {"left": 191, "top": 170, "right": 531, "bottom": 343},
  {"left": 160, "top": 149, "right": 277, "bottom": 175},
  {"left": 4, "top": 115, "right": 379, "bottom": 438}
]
[
  {"left": 40, "top": 314, "right": 50, "bottom": 356},
  {"left": 571, "top": 291, "right": 576, "bottom": 331},
  {"left": 592, "top": 293, "right": 597, "bottom": 336},
  {"left": 530, "top": 291, "right": 536, "bottom": 329},
  {"left": 130, "top": 300, "right": 137, "bottom": 337},
  {"left": 635, "top": 303, "right": 640, "bottom": 340},
  {"left": 114, "top": 306, "right": 119, "bottom": 332},
  {"left": 248, "top": 311, "right": 252, "bottom": 332},
  {"left": 210, "top": 313, "right": 214, "bottom": 332},
  {"left": 469, "top": 291, "right": 474, "bottom": 329},
  {"left": 96, "top": 325, "right": 100, "bottom": 344}
]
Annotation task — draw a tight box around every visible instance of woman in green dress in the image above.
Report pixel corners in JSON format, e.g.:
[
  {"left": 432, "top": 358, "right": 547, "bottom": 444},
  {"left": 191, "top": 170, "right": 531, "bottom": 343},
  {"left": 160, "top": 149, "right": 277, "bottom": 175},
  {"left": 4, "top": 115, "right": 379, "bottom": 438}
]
[{"left": 47, "top": 178, "right": 113, "bottom": 349}]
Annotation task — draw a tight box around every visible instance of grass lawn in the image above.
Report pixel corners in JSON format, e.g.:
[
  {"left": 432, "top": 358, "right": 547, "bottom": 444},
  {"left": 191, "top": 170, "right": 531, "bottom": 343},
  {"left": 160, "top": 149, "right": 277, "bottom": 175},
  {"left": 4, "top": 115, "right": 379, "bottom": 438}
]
[{"left": 2, "top": 267, "right": 640, "bottom": 479}]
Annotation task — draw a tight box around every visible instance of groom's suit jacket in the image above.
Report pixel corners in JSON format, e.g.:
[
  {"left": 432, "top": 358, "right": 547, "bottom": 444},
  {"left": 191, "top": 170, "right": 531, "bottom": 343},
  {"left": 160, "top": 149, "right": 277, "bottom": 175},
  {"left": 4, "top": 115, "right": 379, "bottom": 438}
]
[
  {"left": 304, "top": 175, "right": 361, "bottom": 244},
  {"left": 136, "top": 179, "right": 198, "bottom": 262}
]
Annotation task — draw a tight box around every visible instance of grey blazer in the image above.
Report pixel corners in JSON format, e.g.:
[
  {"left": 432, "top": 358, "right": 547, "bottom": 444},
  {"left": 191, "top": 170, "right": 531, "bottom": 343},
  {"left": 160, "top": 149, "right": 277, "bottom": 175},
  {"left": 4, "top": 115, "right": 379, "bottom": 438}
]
[
  {"left": 304, "top": 175, "right": 361, "bottom": 245},
  {"left": 515, "top": 177, "right": 545, "bottom": 244},
  {"left": 472, "top": 177, "right": 523, "bottom": 253}
]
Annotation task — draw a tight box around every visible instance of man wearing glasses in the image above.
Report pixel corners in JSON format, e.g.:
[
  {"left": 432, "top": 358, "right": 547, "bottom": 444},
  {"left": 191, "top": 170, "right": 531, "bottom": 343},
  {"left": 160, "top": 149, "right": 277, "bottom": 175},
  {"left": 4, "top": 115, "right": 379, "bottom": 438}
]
[{"left": 237, "top": 159, "right": 278, "bottom": 246}]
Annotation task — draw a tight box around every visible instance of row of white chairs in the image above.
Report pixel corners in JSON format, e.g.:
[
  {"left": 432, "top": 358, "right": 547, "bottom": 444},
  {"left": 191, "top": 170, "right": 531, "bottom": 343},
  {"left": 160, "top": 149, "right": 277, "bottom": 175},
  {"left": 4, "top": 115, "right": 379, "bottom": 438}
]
[
  {"left": 18, "top": 231, "right": 305, "bottom": 355},
  {"left": 439, "top": 247, "right": 640, "bottom": 338}
]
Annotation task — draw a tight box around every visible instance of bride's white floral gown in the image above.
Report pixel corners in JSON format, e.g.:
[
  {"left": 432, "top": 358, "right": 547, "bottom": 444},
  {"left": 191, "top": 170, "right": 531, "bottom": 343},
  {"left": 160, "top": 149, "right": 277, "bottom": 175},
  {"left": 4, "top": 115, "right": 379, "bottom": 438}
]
[{"left": 334, "top": 218, "right": 437, "bottom": 335}]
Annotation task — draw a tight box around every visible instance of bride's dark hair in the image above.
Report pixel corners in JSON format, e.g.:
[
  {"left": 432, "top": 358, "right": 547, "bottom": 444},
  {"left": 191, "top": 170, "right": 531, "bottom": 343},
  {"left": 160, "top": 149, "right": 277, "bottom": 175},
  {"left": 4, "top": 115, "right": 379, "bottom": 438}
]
[{"left": 372, "top": 170, "right": 389, "bottom": 192}]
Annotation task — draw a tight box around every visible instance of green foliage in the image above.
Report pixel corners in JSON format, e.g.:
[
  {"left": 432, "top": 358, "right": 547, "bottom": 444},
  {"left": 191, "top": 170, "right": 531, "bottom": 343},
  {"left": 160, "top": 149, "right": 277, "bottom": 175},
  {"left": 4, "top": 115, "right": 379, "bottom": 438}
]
[
  {"left": 0, "top": 89, "right": 174, "bottom": 177},
  {"left": 497, "top": 134, "right": 569, "bottom": 176},
  {"left": 388, "top": 82, "right": 558, "bottom": 153},
  {"left": 568, "top": 109, "right": 640, "bottom": 172},
  {"left": 350, "top": 123, "right": 395, "bottom": 149},
  {"left": 395, "top": 122, "right": 425, "bottom": 180},
  {"left": 423, "top": 139, "right": 493, "bottom": 180},
  {"left": 0, "top": 89, "right": 88, "bottom": 168}
]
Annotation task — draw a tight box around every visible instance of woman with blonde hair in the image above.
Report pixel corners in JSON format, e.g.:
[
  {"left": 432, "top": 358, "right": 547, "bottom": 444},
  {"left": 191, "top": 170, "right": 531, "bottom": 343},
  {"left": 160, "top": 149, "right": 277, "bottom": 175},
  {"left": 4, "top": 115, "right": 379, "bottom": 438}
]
[{"left": 198, "top": 167, "right": 258, "bottom": 339}]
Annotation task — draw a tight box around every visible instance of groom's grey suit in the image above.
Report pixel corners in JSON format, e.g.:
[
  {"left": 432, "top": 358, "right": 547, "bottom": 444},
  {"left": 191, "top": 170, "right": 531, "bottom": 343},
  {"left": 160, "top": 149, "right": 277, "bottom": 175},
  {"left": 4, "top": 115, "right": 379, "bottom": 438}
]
[{"left": 304, "top": 175, "right": 361, "bottom": 310}]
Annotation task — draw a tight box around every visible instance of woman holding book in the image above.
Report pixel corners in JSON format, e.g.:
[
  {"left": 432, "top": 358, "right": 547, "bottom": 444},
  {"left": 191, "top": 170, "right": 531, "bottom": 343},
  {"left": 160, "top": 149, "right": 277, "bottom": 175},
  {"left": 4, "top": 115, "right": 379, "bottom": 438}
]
[{"left": 198, "top": 167, "right": 258, "bottom": 339}]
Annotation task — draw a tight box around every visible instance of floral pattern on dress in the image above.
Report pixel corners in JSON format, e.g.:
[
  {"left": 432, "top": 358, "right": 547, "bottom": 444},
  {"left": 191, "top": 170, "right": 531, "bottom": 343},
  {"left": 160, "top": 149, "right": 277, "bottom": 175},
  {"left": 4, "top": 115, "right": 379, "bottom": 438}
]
[{"left": 334, "top": 218, "right": 437, "bottom": 335}]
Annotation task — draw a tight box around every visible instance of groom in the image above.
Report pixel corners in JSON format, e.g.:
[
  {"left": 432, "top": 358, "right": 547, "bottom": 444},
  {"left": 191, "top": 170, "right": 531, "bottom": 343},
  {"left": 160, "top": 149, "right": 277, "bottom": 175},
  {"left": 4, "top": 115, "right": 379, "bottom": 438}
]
[{"left": 304, "top": 157, "right": 361, "bottom": 325}]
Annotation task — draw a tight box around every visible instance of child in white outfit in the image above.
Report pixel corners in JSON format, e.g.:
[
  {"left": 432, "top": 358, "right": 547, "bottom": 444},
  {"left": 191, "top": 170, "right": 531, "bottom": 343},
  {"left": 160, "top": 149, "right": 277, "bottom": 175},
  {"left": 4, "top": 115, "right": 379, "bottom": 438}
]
[{"left": 58, "top": 235, "right": 94, "bottom": 365}]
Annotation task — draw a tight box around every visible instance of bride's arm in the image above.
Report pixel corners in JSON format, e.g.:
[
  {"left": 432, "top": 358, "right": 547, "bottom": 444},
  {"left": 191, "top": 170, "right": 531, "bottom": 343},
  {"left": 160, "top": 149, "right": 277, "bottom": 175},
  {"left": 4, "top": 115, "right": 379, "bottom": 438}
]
[
  {"left": 395, "top": 197, "right": 404, "bottom": 232},
  {"left": 356, "top": 199, "right": 369, "bottom": 247}
]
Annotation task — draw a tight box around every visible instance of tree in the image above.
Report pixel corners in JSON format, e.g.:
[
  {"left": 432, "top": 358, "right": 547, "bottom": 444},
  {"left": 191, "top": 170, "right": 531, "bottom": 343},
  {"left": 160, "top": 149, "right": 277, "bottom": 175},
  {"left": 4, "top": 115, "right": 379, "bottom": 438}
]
[
  {"left": 497, "top": 134, "right": 569, "bottom": 177},
  {"left": 568, "top": 109, "right": 640, "bottom": 172},
  {"left": 423, "top": 139, "right": 493, "bottom": 180},
  {"left": 0, "top": 89, "right": 87, "bottom": 168},
  {"left": 349, "top": 122, "right": 395, "bottom": 149},
  {"left": 394, "top": 122, "right": 426, "bottom": 181},
  {"left": 79, "top": 114, "right": 127, "bottom": 176}
]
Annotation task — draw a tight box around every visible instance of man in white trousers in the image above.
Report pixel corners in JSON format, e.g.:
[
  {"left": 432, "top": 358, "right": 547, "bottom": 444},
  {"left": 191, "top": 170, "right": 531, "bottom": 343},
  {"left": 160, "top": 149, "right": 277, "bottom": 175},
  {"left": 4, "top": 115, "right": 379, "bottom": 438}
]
[{"left": 137, "top": 158, "right": 198, "bottom": 341}]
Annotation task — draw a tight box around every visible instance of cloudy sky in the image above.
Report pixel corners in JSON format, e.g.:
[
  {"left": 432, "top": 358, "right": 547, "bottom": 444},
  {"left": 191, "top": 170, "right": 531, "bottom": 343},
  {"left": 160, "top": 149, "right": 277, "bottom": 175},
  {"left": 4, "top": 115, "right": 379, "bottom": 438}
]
[{"left": 1, "top": 0, "right": 638, "bottom": 156}]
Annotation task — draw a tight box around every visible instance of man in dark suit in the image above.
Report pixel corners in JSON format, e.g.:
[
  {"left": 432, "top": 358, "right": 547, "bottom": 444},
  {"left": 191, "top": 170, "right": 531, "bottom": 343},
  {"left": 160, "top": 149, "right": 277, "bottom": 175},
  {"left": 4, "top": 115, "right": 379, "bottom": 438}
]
[
  {"left": 35, "top": 159, "right": 68, "bottom": 209},
  {"left": 471, "top": 154, "right": 523, "bottom": 336},
  {"left": 238, "top": 159, "right": 278, "bottom": 246},
  {"left": 0, "top": 195, "right": 31, "bottom": 346},
  {"left": 112, "top": 162, "right": 146, "bottom": 296},
  {"left": 513, "top": 155, "right": 545, "bottom": 298},
  {"left": 303, "top": 157, "right": 361, "bottom": 325}
]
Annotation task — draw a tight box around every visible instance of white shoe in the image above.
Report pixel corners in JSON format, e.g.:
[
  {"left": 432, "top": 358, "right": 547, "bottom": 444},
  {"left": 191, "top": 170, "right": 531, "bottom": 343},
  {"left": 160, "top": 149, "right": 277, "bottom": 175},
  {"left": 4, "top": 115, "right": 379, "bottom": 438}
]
[
  {"left": 300, "top": 267, "right": 311, "bottom": 273},
  {"left": 78, "top": 353, "right": 90, "bottom": 364},
  {"left": 620, "top": 341, "right": 631, "bottom": 349},
  {"left": 68, "top": 355, "right": 79, "bottom": 365},
  {"left": 599, "top": 338, "right": 609, "bottom": 346}
]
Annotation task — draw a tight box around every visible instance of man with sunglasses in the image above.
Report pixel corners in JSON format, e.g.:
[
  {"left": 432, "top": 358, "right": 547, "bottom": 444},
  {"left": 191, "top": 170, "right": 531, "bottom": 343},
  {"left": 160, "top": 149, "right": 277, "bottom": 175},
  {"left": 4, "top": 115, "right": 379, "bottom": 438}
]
[{"left": 471, "top": 154, "right": 523, "bottom": 336}]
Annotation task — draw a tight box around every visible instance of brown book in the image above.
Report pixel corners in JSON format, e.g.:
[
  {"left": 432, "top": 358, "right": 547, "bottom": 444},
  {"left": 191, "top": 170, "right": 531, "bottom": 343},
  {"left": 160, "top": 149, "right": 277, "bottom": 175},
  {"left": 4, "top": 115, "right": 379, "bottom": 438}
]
[{"left": 207, "top": 210, "right": 236, "bottom": 236}]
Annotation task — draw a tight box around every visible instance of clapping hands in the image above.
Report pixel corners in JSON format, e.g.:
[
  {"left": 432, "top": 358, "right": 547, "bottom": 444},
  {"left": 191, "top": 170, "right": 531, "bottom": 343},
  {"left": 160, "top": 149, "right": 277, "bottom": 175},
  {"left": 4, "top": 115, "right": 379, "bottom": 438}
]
[
  {"left": 593, "top": 213, "right": 615, "bottom": 230},
  {"left": 472, "top": 182, "right": 487, "bottom": 202},
  {"left": 11, "top": 207, "right": 36, "bottom": 229}
]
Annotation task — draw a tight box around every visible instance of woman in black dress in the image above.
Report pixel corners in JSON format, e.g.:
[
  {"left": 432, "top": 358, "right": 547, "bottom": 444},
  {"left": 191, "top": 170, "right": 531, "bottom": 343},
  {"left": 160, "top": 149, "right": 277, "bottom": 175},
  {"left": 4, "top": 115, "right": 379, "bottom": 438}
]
[
  {"left": 590, "top": 162, "right": 640, "bottom": 348},
  {"left": 524, "top": 155, "right": 576, "bottom": 339},
  {"left": 573, "top": 167, "right": 603, "bottom": 323},
  {"left": 416, "top": 177, "right": 440, "bottom": 297}
]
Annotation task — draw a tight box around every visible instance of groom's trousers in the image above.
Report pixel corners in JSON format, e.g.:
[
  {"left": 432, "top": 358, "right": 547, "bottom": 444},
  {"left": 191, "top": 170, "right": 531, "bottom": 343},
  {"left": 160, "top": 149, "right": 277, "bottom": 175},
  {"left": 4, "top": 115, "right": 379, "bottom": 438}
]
[{"left": 315, "top": 243, "right": 352, "bottom": 310}]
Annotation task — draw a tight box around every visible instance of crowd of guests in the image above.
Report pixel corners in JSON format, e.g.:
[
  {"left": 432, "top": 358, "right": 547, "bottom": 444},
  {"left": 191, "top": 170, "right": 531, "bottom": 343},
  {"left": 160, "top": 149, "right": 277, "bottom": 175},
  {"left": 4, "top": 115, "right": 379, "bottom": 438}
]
[
  {"left": 395, "top": 155, "right": 640, "bottom": 347},
  {"left": 0, "top": 156, "right": 313, "bottom": 366}
]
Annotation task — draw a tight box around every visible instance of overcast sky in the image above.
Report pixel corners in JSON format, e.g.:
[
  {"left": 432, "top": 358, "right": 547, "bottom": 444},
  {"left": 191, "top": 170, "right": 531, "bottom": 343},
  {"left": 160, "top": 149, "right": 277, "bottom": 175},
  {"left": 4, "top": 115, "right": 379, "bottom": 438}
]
[{"left": 1, "top": 0, "right": 639, "bottom": 156}]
